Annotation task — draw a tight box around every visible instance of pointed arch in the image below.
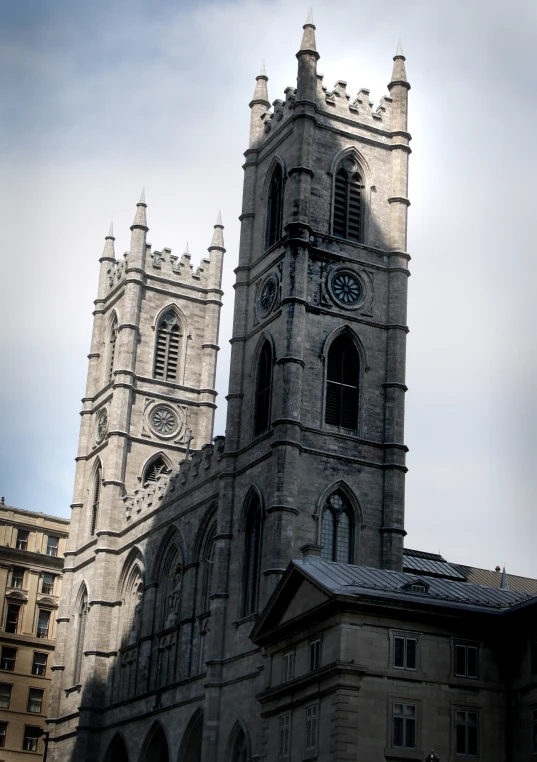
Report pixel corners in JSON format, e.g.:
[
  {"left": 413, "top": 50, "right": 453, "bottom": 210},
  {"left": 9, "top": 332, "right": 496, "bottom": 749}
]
[
  {"left": 103, "top": 733, "right": 130, "bottom": 762},
  {"left": 89, "top": 457, "right": 103, "bottom": 537},
  {"left": 73, "top": 583, "right": 88, "bottom": 685},
  {"left": 179, "top": 708, "right": 204, "bottom": 762},
  {"left": 265, "top": 158, "right": 285, "bottom": 249},
  {"left": 107, "top": 310, "right": 118, "bottom": 384},
  {"left": 142, "top": 452, "right": 172, "bottom": 486},
  {"left": 226, "top": 720, "right": 250, "bottom": 762},
  {"left": 241, "top": 487, "right": 263, "bottom": 617},
  {"left": 315, "top": 481, "right": 363, "bottom": 565},
  {"left": 154, "top": 529, "right": 185, "bottom": 630},
  {"left": 152, "top": 305, "right": 186, "bottom": 383},
  {"left": 322, "top": 327, "right": 366, "bottom": 433},
  {"left": 140, "top": 722, "right": 170, "bottom": 762},
  {"left": 117, "top": 547, "right": 146, "bottom": 646},
  {"left": 200, "top": 522, "right": 217, "bottom": 613},
  {"left": 253, "top": 335, "right": 273, "bottom": 436},
  {"left": 329, "top": 146, "right": 371, "bottom": 245}
]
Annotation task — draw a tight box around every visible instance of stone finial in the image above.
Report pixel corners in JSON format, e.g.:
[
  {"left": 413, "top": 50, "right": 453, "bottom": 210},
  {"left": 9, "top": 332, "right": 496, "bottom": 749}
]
[
  {"left": 299, "top": 8, "right": 317, "bottom": 53},
  {"left": 102, "top": 221, "right": 116, "bottom": 259},
  {"left": 259, "top": 59, "right": 266, "bottom": 77},
  {"left": 306, "top": 7, "right": 314, "bottom": 24},
  {"left": 209, "top": 211, "right": 225, "bottom": 250},
  {"left": 390, "top": 39, "right": 408, "bottom": 84},
  {"left": 184, "top": 241, "right": 190, "bottom": 255},
  {"left": 139, "top": 187, "right": 146, "bottom": 204},
  {"left": 106, "top": 221, "right": 114, "bottom": 240},
  {"left": 500, "top": 566, "right": 509, "bottom": 590},
  {"left": 396, "top": 38, "right": 404, "bottom": 58},
  {"left": 251, "top": 60, "right": 270, "bottom": 108},
  {"left": 131, "top": 189, "right": 148, "bottom": 230}
]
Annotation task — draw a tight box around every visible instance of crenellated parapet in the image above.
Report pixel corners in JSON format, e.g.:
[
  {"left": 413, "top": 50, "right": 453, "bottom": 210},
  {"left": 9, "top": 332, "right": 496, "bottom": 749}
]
[
  {"left": 147, "top": 243, "right": 217, "bottom": 287},
  {"left": 123, "top": 436, "right": 226, "bottom": 521}
]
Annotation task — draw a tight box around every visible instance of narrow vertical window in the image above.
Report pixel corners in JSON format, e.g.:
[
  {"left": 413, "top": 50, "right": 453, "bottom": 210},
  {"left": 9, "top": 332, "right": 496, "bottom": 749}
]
[
  {"left": 455, "top": 710, "right": 478, "bottom": 756},
  {"left": 201, "top": 524, "right": 217, "bottom": 612},
  {"left": 0, "top": 722, "right": 6, "bottom": 748},
  {"left": 392, "top": 703, "right": 417, "bottom": 749},
  {"left": 305, "top": 705, "right": 319, "bottom": 751},
  {"left": 532, "top": 708, "right": 537, "bottom": 754},
  {"left": 37, "top": 610, "right": 51, "bottom": 639},
  {"left": 254, "top": 340, "right": 272, "bottom": 436},
  {"left": 41, "top": 574, "right": 55, "bottom": 595},
  {"left": 90, "top": 466, "right": 101, "bottom": 537},
  {"left": 266, "top": 163, "right": 284, "bottom": 248},
  {"left": 10, "top": 568, "right": 24, "bottom": 589},
  {"left": 0, "top": 684, "right": 11, "bottom": 709},
  {"left": 23, "top": 726, "right": 40, "bottom": 752},
  {"left": 46, "top": 536, "right": 59, "bottom": 557},
  {"left": 454, "top": 643, "right": 478, "bottom": 679},
  {"left": 309, "top": 638, "right": 321, "bottom": 671},
  {"left": 108, "top": 315, "right": 118, "bottom": 383},
  {"left": 333, "top": 159, "right": 363, "bottom": 242},
  {"left": 16, "top": 530, "right": 28, "bottom": 551},
  {"left": 31, "top": 653, "right": 47, "bottom": 676},
  {"left": 282, "top": 650, "right": 295, "bottom": 682},
  {"left": 325, "top": 333, "right": 359, "bottom": 430},
  {"left": 0, "top": 648, "right": 16, "bottom": 671},
  {"left": 278, "top": 714, "right": 290, "bottom": 757},
  {"left": 74, "top": 590, "right": 88, "bottom": 684},
  {"left": 320, "top": 492, "right": 354, "bottom": 563},
  {"left": 5, "top": 604, "right": 20, "bottom": 634},
  {"left": 243, "top": 494, "right": 262, "bottom": 616},
  {"left": 27, "top": 689, "right": 43, "bottom": 714},
  {"left": 154, "top": 311, "right": 182, "bottom": 381}
]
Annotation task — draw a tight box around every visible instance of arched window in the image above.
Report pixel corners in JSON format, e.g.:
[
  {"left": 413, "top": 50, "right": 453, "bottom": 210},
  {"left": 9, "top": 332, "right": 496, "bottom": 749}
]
[
  {"left": 320, "top": 492, "right": 354, "bottom": 563},
  {"left": 229, "top": 726, "right": 248, "bottom": 762},
  {"left": 201, "top": 523, "right": 217, "bottom": 612},
  {"left": 143, "top": 455, "right": 170, "bottom": 485},
  {"left": 73, "top": 587, "right": 88, "bottom": 684},
  {"left": 154, "top": 311, "right": 182, "bottom": 381},
  {"left": 90, "top": 466, "right": 101, "bottom": 536},
  {"left": 254, "top": 340, "right": 273, "bottom": 436},
  {"left": 160, "top": 546, "right": 182, "bottom": 629},
  {"left": 108, "top": 315, "right": 118, "bottom": 383},
  {"left": 333, "top": 159, "right": 363, "bottom": 242},
  {"left": 266, "top": 163, "right": 284, "bottom": 248},
  {"left": 325, "top": 333, "right": 359, "bottom": 430},
  {"left": 242, "top": 494, "right": 262, "bottom": 617}
]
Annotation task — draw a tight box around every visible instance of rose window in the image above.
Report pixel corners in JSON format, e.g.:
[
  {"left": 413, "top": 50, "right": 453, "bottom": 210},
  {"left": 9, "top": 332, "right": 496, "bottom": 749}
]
[
  {"left": 96, "top": 409, "right": 108, "bottom": 443},
  {"left": 150, "top": 405, "right": 178, "bottom": 436},
  {"left": 330, "top": 271, "right": 362, "bottom": 307},
  {"left": 258, "top": 274, "right": 278, "bottom": 316}
]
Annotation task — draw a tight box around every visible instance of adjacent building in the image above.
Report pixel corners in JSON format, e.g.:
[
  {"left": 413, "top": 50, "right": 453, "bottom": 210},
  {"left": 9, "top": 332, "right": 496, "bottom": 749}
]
[{"left": 0, "top": 502, "right": 69, "bottom": 760}]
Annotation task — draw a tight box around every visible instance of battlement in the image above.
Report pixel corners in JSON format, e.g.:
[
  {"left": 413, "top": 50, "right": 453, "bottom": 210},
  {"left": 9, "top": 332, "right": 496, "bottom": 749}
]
[
  {"left": 123, "top": 436, "right": 225, "bottom": 522},
  {"left": 147, "top": 244, "right": 217, "bottom": 287}
]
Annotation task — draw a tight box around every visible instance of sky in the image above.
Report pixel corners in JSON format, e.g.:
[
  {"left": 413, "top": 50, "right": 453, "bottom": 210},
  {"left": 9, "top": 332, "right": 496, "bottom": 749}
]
[{"left": 0, "top": 0, "right": 536, "bottom": 576}]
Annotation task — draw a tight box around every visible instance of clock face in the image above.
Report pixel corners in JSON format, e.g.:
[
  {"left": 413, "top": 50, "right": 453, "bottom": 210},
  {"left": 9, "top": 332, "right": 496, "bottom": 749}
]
[
  {"left": 329, "top": 270, "right": 363, "bottom": 308},
  {"left": 96, "top": 409, "right": 108, "bottom": 443},
  {"left": 258, "top": 274, "right": 278, "bottom": 318}
]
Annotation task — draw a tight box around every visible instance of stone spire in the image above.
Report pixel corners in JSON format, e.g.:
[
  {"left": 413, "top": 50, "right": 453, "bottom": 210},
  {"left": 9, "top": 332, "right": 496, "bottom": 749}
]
[
  {"left": 209, "top": 211, "right": 225, "bottom": 251},
  {"left": 249, "top": 61, "right": 270, "bottom": 147},
  {"left": 131, "top": 188, "right": 148, "bottom": 231},
  {"left": 390, "top": 39, "right": 409, "bottom": 86},
  {"left": 500, "top": 566, "right": 509, "bottom": 590},
  {"left": 388, "top": 39, "right": 410, "bottom": 134},
  {"left": 298, "top": 8, "right": 318, "bottom": 55},
  {"left": 101, "top": 222, "right": 115, "bottom": 261},
  {"left": 296, "top": 9, "right": 319, "bottom": 102}
]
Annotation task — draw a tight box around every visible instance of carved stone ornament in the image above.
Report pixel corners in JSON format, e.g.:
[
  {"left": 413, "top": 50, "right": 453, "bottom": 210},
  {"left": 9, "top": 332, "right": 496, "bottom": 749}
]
[
  {"left": 258, "top": 273, "right": 278, "bottom": 318},
  {"left": 328, "top": 268, "right": 364, "bottom": 309},
  {"left": 149, "top": 405, "right": 179, "bottom": 437},
  {"left": 95, "top": 408, "right": 108, "bottom": 444}
]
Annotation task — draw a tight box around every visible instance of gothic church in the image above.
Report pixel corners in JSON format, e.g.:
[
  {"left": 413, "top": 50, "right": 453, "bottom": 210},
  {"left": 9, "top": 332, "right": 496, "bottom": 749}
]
[{"left": 48, "top": 15, "right": 537, "bottom": 762}]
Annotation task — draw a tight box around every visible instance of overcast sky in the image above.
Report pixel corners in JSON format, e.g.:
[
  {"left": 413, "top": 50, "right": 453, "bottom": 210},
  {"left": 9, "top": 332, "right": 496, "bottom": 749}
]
[{"left": 1, "top": 0, "right": 536, "bottom": 576}]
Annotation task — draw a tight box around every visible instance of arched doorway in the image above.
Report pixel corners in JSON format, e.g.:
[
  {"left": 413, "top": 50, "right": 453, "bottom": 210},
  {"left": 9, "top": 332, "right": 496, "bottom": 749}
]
[
  {"left": 103, "top": 733, "right": 129, "bottom": 762},
  {"left": 140, "top": 723, "right": 170, "bottom": 762},
  {"left": 180, "top": 709, "right": 203, "bottom": 762}
]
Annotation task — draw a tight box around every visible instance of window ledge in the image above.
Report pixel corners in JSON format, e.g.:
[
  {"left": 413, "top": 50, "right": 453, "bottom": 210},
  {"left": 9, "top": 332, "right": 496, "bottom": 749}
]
[{"left": 384, "top": 749, "right": 424, "bottom": 761}]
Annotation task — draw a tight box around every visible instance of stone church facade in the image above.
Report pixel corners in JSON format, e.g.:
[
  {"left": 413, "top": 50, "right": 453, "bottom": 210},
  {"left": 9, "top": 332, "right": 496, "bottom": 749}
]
[{"left": 46, "top": 15, "right": 537, "bottom": 762}]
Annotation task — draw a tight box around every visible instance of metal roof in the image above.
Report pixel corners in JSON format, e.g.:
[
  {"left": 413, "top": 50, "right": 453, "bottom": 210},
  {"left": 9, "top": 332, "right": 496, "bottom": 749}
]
[
  {"left": 294, "top": 557, "right": 536, "bottom": 611},
  {"left": 403, "top": 555, "right": 466, "bottom": 580}
]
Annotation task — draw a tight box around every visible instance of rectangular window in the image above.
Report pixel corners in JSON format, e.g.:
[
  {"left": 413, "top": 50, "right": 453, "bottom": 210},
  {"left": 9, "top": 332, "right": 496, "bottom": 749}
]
[
  {"left": 278, "top": 714, "right": 290, "bottom": 757},
  {"left": 282, "top": 650, "right": 294, "bottom": 682},
  {"left": 46, "top": 536, "right": 59, "bottom": 557},
  {"left": 392, "top": 703, "right": 416, "bottom": 749},
  {"left": 532, "top": 709, "right": 537, "bottom": 755},
  {"left": 23, "top": 725, "right": 41, "bottom": 752},
  {"left": 305, "top": 704, "right": 318, "bottom": 751},
  {"left": 0, "top": 684, "right": 12, "bottom": 709},
  {"left": 37, "top": 610, "right": 51, "bottom": 639},
  {"left": 0, "top": 722, "right": 6, "bottom": 748},
  {"left": 455, "top": 644, "right": 478, "bottom": 679},
  {"left": 0, "top": 648, "right": 16, "bottom": 671},
  {"left": 27, "top": 688, "right": 44, "bottom": 714},
  {"left": 393, "top": 636, "right": 417, "bottom": 670},
  {"left": 5, "top": 603, "right": 20, "bottom": 634},
  {"left": 455, "top": 710, "right": 478, "bottom": 756},
  {"left": 41, "top": 574, "right": 55, "bottom": 595},
  {"left": 16, "top": 529, "right": 28, "bottom": 551},
  {"left": 32, "top": 652, "right": 48, "bottom": 676},
  {"left": 309, "top": 638, "right": 321, "bottom": 672},
  {"left": 11, "top": 567, "right": 24, "bottom": 589}
]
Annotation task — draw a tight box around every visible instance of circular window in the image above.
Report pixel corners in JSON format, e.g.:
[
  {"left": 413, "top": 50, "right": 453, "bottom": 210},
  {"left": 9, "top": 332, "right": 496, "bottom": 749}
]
[
  {"left": 258, "top": 274, "right": 278, "bottom": 317},
  {"left": 329, "top": 270, "right": 363, "bottom": 308},
  {"left": 149, "top": 405, "right": 179, "bottom": 438},
  {"left": 95, "top": 409, "right": 108, "bottom": 443}
]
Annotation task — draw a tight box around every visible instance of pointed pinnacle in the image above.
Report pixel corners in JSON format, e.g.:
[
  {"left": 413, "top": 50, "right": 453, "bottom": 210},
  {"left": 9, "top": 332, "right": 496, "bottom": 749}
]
[
  {"left": 259, "top": 59, "right": 266, "bottom": 77},
  {"left": 396, "top": 38, "right": 404, "bottom": 57},
  {"left": 306, "top": 7, "right": 314, "bottom": 25},
  {"left": 299, "top": 7, "right": 317, "bottom": 53},
  {"left": 106, "top": 221, "right": 114, "bottom": 239},
  {"left": 131, "top": 190, "right": 148, "bottom": 230},
  {"left": 216, "top": 210, "right": 223, "bottom": 227},
  {"left": 184, "top": 241, "right": 190, "bottom": 255},
  {"left": 209, "top": 214, "right": 225, "bottom": 250},
  {"left": 139, "top": 187, "right": 146, "bottom": 204}
]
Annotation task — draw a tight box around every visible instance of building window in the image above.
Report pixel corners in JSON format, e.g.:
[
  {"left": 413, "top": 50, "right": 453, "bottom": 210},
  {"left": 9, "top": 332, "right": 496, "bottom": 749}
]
[
  {"left": 455, "top": 643, "right": 478, "bottom": 679},
  {"left": 325, "top": 333, "right": 359, "bottom": 430},
  {"left": 266, "top": 163, "right": 284, "bottom": 248},
  {"left": 90, "top": 466, "right": 101, "bottom": 537},
  {"left": 333, "top": 159, "right": 363, "bottom": 242},
  {"left": 309, "top": 638, "right": 321, "bottom": 671},
  {"left": 455, "top": 710, "right": 478, "bottom": 756},
  {"left": 31, "top": 653, "right": 47, "bottom": 676},
  {"left": 242, "top": 493, "right": 262, "bottom": 617},
  {"left": 392, "top": 703, "right": 417, "bottom": 749},
  {"left": 254, "top": 340, "right": 273, "bottom": 436},
  {"left": 305, "top": 705, "right": 319, "bottom": 751},
  {"left": 282, "top": 650, "right": 295, "bottom": 682},
  {"left": 393, "top": 635, "right": 417, "bottom": 670},
  {"left": 0, "top": 648, "right": 16, "bottom": 671},
  {"left": 41, "top": 574, "right": 55, "bottom": 595},
  {"left": 74, "top": 590, "right": 88, "bottom": 684},
  {"left": 278, "top": 714, "right": 290, "bottom": 758},
  {"left": 46, "top": 536, "right": 59, "bottom": 557},
  {"left": 11, "top": 567, "right": 24, "bottom": 589},
  {"left": 27, "top": 688, "right": 44, "bottom": 714},
  {"left": 143, "top": 456, "right": 169, "bottom": 485},
  {"left": 108, "top": 314, "right": 118, "bottom": 383},
  {"left": 0, "top": 722, "right": 6, "bottom": 748},
  {"left": 22, "top": 725, "right": 41, "bottom": 752},
  {"left": 532, "top": 708, "right": 537, "bottom": 754},
  {"left": 37, "top": 610, "right": 51, "bottom": 639},
  {"left": 320, "top": 492, "right": 354, "bottom": 563},
  {"left": 16, "top": 529, "right": 28, "bottom": 551},
  {"left": 201, "top": 524, "right": 217, "bottom": 613},
  {"left": 154, "top": 311, "right": 181, "bottom": 381},
  {"left": 5, "top": 604, "right": 20, "bottom": 633},
  {"left": 0, "top": 684, "right": 12, "bottom": 709}
]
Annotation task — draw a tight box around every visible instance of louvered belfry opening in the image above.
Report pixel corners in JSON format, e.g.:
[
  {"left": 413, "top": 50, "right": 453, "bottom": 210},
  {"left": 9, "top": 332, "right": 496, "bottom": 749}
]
[
  {"left": 154, "top": 312, "right": 181, "bottom": 381},
  {"left": 243, "top": 494, "right": 262, "bottom": 616},
  {"left": 266, "top": 163, "right": 284, "bottom": 248},
  {"left": 108, "top": 317, "right": 117, "bottom": 383},
  {"left": 320, "top": 493, "right": 353, "bottom": 563},
  {"left": 333, "top": 164, "right": 363, "bottom": 242},
  {"left": 254, "top": 340, "right": 273, "bottom": 436},
  {"left": 144, "top": 456, "right": 169, "bottom": 484},
  {"left": 325, "top": 333, "right": 359, "bottom": 430},
  {"left": 90, "top": 466, "right": 101, "bottom": 536}
]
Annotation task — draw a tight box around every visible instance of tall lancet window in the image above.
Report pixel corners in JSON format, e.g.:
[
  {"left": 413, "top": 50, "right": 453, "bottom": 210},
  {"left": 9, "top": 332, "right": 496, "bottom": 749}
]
[
  {"left": 320, "top": 492, "right": 354, "bottom": 563},
  {"left": 90, "top": 466, "right": 101, "bottom": 537},
  {"left": 73, "top": 588, "right": 88, "bottom": 684},
  {"left": 201, "top": 523, "right": 217, "bottom": 613},
  {"left": 108, "top": 315, "right": 118, "bottom": 383},
  {"left": 266, "top": 164, "right": 284, "bottom": 248},
  {"left": 325, "top": 334, "right": 359, "bottom": 430},
  {"left": 154, "top": 311, "right": 181, "bottom": 381},
  {"left": 242, "top": 494, "right": 262, "bottom": 616},
  {"left": 333, "top": 158, "right": 363, "bottom": 242},
  {"left": 254, "top": 340, "right": 273, "bottom": 436}
]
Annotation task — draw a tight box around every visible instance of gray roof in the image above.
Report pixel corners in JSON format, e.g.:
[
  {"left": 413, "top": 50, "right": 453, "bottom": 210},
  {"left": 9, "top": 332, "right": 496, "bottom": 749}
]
[
  {"left": 295, "top": 557, "right": 536, "bottom": 611},
  {"left": 403, "top": 555, "right": 466, "bottom": 580}
]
